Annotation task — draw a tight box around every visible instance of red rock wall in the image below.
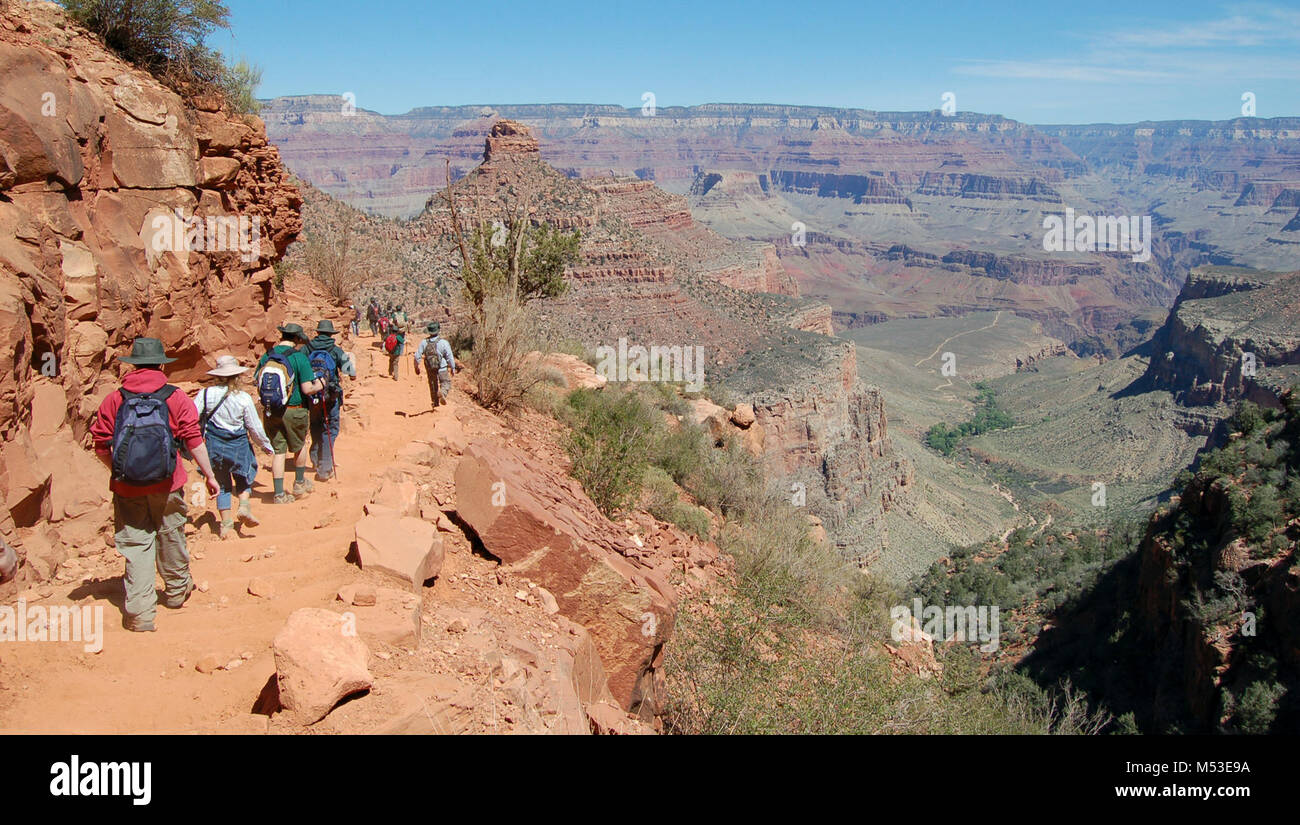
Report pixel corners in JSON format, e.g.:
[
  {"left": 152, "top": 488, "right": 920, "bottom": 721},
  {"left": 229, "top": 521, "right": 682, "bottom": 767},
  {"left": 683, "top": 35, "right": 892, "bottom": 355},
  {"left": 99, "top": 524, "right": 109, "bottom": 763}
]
[{"left": 0, "top": 3, "right": 300, "bottom": 539}]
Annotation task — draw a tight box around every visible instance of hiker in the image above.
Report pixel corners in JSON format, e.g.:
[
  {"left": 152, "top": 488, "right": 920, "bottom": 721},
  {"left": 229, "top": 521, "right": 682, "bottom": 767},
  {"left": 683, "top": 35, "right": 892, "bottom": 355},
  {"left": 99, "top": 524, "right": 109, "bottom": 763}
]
[
  {"left": 193, "top": 355, "right": 275, "bottom": 538},
  {"left": 367, "top": 299, "right": 379, "bottom": 336},
  {"left": 90, "top": 338, "right": 220, "bottom": 632},
  {"left": 413, "top": 322, "right": 457, "bottom": 411},
  {"left": 306, "top": 320, "right": 356, "bottom": 482},
  {"left": 385, "top": 320, "right": 406, "bottom": 380},
  {"left": 255, "top": 324, "right": 325, "bottom": 503},
  {"left": 349, "top": 304, "right": 361, "bottom": 338},
  {"left": 394, "top": 304, "right": 408, "bottom": 326}
]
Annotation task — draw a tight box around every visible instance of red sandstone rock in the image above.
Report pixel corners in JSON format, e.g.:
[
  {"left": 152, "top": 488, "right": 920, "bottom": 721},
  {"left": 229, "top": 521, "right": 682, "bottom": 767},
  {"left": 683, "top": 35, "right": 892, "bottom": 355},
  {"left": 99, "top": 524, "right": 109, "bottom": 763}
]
[
  {"left": 272, "top": 608, "right": 374, "bottom": 725},
  {"left": 0, "top": 3, "right": 301, "bottom": 534},
  {"left": 353, "top": 513, "right": 444, "bottom": 590},
  {"left": 454, "top": 441, "right": 675, "bottom": 718}
]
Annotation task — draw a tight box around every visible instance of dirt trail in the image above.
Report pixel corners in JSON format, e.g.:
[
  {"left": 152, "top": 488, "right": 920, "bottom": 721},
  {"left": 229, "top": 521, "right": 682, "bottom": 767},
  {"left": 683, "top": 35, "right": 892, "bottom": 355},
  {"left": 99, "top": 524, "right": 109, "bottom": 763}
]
[
  {"left": 0, "top": 339, "right": 464, "bottom": 734},
  {"left": 913, "top": 311, "right": 1003, "bottom": 369}
]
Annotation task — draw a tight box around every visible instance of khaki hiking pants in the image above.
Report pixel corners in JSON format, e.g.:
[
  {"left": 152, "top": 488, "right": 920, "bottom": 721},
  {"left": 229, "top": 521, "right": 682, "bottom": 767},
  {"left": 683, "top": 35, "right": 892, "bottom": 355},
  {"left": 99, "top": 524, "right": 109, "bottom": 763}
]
[
  {"left": 114, "top": 490, "right": 191, "bottom": 625},
  {"left": 426, "top": 368, "right": 451, "bottom": 407}
]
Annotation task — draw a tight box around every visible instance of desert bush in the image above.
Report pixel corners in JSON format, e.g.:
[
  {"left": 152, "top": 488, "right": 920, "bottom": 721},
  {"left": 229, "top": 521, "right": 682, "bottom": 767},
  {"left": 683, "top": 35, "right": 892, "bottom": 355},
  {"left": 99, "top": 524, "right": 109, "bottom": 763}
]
[
  {"left": 686, "top": 438, "right": 765, "bottom": 519},
  {"left": 466, "top": 290, "right": 545, "bottom": 414},
  {"left": 563, "top": 388, "right": 658, "bottom": 516},
  {"left": 651, "top": 421, "right": 708, "bottom": 485},
  {"left": 299, "top": 210, "right": 396, "bottom": 305},
  {"left": 219, "top": 57, "right": 261, "bottom": 114},
  {"left": 60, "top": 0, "right": 261, "bottom": 113}
]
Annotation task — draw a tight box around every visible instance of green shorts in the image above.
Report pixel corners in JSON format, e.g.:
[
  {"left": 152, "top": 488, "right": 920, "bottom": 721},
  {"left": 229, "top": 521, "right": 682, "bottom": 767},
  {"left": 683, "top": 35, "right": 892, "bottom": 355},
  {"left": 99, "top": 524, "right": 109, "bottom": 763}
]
[{"left": 265, "top": 406, "right": 311, "bottom": 454}]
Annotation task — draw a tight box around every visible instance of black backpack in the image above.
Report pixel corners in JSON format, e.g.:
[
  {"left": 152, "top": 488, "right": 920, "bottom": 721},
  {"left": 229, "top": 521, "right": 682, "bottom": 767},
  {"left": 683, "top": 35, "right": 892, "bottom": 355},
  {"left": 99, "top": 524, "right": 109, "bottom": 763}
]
[{"left": 111, "top": 386, "right": 178, "bottom": 485}]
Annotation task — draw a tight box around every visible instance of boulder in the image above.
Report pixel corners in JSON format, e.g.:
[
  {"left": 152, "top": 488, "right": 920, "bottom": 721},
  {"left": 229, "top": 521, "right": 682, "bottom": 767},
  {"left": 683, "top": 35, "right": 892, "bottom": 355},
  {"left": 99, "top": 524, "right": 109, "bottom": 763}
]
[
  {"left": 0, "top": 432, "right": 52, "bottom": 527},
  {"left": 454, "top": 441, "right": 675, "bottom": 718},
  {"left": 730, "top": 402, "right": 756, "bottom": 428},
  {"left": 346, "top": 586, "right": 420, "bottom": 648},
  {"left": 369, "top": 477, "right": 419, "bottom": 518},
  {"left": 353, "top": 513, "right": 443, "bottom": 590},
  {"left": 272, "top": 608, "right": 374, "bottom": 725}
]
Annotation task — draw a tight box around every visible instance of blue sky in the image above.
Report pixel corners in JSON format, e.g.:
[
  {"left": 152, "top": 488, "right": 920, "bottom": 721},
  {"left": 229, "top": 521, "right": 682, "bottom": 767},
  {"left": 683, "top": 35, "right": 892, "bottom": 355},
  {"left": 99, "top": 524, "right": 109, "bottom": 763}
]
[{"left": 211, "top": 0, "right": 1300, "bottom": 124}]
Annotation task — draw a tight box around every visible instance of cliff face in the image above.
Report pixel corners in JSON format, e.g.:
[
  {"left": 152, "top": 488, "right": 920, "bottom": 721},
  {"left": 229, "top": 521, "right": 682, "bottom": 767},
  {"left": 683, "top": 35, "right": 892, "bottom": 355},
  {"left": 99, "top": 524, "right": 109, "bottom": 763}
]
[
  {"left": 1135, "top": 267, "right": 1300, "bottom": 407},
  {"left": 1132, "top": 435, "right": 1300, "bottom": 731},
  {"left": 0, "top": 3, "right": 300, "bottom": 545},
  {"left": 261, "top": 99, "right": 1080, "bottom": 218}
]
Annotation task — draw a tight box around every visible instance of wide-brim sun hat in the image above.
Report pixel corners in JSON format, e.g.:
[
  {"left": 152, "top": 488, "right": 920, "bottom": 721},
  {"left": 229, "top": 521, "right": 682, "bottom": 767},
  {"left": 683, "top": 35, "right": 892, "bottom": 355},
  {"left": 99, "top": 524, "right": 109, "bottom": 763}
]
[
  {"left": 278, "top": 323, "right": 306, "bottom": 338},
  {"left": 316, "top": 320, "right": 339, "bottom": 334},
  {"left": 426, "top": 322, "right": 441, "bottom": 334},
  {"left": 207, "top": 355, "right": 250, "bottom": 377},
  {"left": 118, "top": 337, "right": 177, "bottom": 365}
]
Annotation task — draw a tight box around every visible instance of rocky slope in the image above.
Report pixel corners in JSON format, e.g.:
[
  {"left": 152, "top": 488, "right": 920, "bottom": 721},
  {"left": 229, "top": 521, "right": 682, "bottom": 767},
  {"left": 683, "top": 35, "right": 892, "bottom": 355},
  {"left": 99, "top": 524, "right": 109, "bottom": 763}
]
[
  {"left": 0, "top": 289, "right": 730, "bottom": 732},
  {"left": 1132, "top": 266, "right": 1300, "bottom": 409},
  {"left": 0, "top": 2, "right": 300, "bottom": 561}
]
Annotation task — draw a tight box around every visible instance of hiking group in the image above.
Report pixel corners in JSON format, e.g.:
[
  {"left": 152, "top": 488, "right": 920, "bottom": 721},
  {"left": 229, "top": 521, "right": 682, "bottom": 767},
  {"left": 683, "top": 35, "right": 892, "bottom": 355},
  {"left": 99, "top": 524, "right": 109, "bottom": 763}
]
[
  {"left": 89, "top": 321, "right": 355, "bottom": 632},
  {"left": 363, "top": 297, "right": 457, "bottom": 399}
]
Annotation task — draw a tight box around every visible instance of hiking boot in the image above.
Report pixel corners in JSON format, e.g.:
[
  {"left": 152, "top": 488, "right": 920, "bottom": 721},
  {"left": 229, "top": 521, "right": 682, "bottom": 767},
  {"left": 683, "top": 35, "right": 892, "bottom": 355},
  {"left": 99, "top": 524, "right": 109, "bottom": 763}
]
[
  {"left": 315, "top": 471, "right": 335, "bottom": 482},
  {"left": 272, "top": 492, "right": 295, "bottom": 504},
  {"left": 237, "top": 503, "right": 260, "bottom": 527},
  {"left": 162, "top": 581, "right": 195, "bottom": 610},
  {"left": 124, "top": 617, "right": 156, "bottom": 632},
  {"left": 218, "top": 518, "right": 235, "bottom": 540},
  {"left": 292, "top": 478, "right": 314, "bottom": 497}
]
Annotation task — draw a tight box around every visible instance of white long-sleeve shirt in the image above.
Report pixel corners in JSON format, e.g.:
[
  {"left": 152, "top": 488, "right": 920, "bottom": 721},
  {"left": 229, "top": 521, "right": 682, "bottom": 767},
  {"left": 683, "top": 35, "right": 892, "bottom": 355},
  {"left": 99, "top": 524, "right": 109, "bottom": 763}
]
[{"left": 193, "top": 386, "right": 274, "bottom": 454}]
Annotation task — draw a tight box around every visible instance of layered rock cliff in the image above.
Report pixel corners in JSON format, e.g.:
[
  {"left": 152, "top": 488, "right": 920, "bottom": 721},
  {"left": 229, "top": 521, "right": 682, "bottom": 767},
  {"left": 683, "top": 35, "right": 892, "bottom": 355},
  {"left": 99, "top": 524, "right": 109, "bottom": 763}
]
[{"left": 1133, "top": 266, "right": 1300, "bottom": 407}]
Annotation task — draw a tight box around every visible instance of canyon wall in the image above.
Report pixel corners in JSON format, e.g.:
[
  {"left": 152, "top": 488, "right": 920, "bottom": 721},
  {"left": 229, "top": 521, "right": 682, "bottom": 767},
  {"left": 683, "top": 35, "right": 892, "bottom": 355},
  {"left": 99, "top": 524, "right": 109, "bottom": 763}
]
[{"left": 1134, "top": 267, "right": 1300, "bottom": 408}]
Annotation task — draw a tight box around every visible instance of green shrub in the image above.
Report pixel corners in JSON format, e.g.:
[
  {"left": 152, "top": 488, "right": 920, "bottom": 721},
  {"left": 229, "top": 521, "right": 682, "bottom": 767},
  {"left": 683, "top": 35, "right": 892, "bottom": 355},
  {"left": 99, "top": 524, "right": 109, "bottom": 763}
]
[
  {"left": 686, "top": 438, "right": 765, "bottom": 519},
  {"left": 219, "top": 57, "right": 262, "bottom": 115},
  {"left": 651, "top": 422, "right": 708, "bottom": 485},
  {"left": 60, "top": 0, "right": 260, "bottom": 113},
  {"left": 563, "top": 388, "right": 658, "bottom": 517},
  {"left": 1229, "top": 680, "right": 1284, "bottom": 734}
]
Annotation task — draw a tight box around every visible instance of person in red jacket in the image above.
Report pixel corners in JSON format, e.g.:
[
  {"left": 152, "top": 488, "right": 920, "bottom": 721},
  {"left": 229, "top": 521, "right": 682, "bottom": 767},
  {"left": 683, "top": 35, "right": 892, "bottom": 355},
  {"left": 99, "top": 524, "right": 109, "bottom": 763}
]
[{"left": 90, "top": 338, "right": 219, "bottom": 632}]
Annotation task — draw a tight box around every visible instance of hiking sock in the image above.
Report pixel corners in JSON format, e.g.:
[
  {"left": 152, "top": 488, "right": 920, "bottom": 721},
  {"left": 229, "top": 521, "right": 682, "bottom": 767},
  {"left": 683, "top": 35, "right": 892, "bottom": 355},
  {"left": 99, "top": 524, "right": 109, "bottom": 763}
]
[
  {"left": 273, "top": 476, "right": 285, "bottom": 496},
  {"left": 294, "top": 465, "right": 305, "bottom": 484}
]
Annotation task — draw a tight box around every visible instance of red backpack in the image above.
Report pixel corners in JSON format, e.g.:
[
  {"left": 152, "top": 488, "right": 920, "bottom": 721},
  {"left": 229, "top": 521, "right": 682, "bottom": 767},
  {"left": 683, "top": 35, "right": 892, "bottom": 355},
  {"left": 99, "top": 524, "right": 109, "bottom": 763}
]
[{"left": 384, "top": 333, "right": 398, "bottom": 353}]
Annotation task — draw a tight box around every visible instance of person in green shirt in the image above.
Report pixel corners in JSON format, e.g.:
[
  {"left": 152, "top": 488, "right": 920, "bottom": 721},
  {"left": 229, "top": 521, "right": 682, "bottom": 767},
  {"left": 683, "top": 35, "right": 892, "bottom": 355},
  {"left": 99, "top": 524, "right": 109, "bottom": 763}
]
[
  {"left": 255, "top": 324, "right": 324, "bottom": 502},
  {"left": 388, "top": 321, "right": 406, "bottom": 381}
]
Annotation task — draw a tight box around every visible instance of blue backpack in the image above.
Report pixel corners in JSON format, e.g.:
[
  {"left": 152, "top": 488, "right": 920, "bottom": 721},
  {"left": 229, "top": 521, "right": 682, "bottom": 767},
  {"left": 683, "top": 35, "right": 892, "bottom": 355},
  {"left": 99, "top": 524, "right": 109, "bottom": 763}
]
[
  {"left": 111, "top": 386, "right": 178, "bottom": 485},
  {"left": 307, "top": 345, "right": 341, "bottom": 407}
]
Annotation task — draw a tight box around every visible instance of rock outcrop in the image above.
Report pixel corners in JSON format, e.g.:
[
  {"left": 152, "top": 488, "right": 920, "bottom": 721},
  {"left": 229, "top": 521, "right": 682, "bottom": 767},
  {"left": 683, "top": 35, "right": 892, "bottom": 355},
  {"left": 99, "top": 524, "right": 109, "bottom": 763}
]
[
  {"left": 454, "top": 441, "right": 676, "bottom": 719},
  {"left": 1133, "top": 266, "right": 1300, "bottom": 408},
  {"left": 0, "top": 3, "right": 301, "bottom": 578}
]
